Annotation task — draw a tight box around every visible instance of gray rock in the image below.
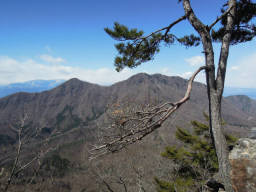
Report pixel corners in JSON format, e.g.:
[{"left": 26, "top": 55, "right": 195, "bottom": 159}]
[
  {"left": 249, "top": 127, "right": 256, "bottom": 139},
  {"left": 229, "top": 138, "right": 256, "bottom": 192}
]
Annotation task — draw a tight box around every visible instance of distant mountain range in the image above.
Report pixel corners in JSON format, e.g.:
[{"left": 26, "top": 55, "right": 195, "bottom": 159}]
[
  {"left": 0, "top": 73, "right": 255, "bottom": 142},
  {"left": 224, "top": 87, "right": 256, "bottom": 99},
  {"left": 0, "top": 79, "right": 65, "bottom": 98},
  {"left": 1, "top": 79, "right": 256, "bottom": 99},
  {"left": 0, "top": 73, "right": 255, "bottom": 191}
]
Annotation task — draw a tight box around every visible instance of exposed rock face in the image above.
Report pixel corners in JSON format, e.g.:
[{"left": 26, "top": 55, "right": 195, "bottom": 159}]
[
  {"left": 229, "top": 138, "right": 256, "bottom": 192},
  {"left": 250, "top": 127, "right": 256, "bottom": 139}
]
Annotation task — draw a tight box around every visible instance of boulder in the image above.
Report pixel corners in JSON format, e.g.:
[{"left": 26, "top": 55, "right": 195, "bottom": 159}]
[{"left": 229, "top": 138, "right": 256, "bottom": 192}]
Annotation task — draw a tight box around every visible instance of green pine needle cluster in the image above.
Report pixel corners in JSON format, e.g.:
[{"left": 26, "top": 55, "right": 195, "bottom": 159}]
[
  {"left": 105, "top": 23, "right": 200, "bottom": 72},
  {"left": 105, "top": 23, "right": 162, "bottom": 72},
  {"left": 212, "top": 0, "right": 256, "bottom": 44},
  {"left": 105, "top": 0, "right": 255, "bottom": 72},
  {"left": 155, "top": 115, "right": 237, "bottom": 192}
]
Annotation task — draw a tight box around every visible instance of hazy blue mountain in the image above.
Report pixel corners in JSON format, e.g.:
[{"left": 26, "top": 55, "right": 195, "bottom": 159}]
[
  {"left": 0, "top": 79, "right": 65, "bottom": 98},
  {"left": 224, "top": 87, "right": 256, "bottom": 100}
]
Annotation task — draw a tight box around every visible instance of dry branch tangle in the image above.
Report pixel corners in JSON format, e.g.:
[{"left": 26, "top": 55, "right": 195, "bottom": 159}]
[{"left": 90, "top": 66, "right": 208, "bottom": 160}]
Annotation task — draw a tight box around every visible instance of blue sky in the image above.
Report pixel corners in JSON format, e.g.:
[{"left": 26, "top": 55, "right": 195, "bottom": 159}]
[{"left": 0, "top": 0, "right": 255, "bottom": 88}]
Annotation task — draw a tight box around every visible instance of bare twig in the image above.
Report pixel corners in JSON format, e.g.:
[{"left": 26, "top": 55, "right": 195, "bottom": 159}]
[
  {"left": 3, "top": 113, "right": 54, "bottom": 191},
  {"left": 90, "top": 66, "right": 208, "bottom": 159},
  {"left": 133, "top": 167, "right": 146, "bottom": 192},
  {"left": 118, "top": 177, "right": 128, "bottom": 192},
  {"left": 4, "top": 115, "right": 26, "bottom": 191},
  {"left": 102, "top": 179, "right": 115, "bottom": 192}
]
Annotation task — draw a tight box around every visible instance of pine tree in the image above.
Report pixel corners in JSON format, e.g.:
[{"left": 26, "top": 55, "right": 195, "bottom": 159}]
[
  {"left": 105, "top": 1, "right": 255, "bottom": 191},
  {"left": 154, "top": 115, "right": 237, "bottom": 192}
]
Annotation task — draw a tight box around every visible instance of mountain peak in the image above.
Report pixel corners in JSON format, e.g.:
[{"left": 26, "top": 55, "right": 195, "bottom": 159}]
[
  {"left": 129, "top": 72, "right": 151, "bottom": 79},
  {"left": 66, "top": 78, "right": 82, "bottom": 83},
  {"left": 226, "top": 95, "right": 256, "bottom": 116}
]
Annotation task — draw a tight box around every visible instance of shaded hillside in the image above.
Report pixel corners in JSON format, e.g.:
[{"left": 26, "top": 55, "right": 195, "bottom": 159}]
[
  {"left": 224, "top": 87, "right": 256, "bottom": 99},
  {"left": 225, "top": 95, "right": 256, "bottom": 117},
  {"left": 0, "top": 78, "right": 109, "bottom": 139}
]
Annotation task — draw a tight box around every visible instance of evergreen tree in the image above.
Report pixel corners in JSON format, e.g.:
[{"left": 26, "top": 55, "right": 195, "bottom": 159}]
[
  {"left": 154, "top": 116, "right": 237, "bottom": 192},
  {"left": 105, "top": 1, "right": 255, "bottom": 191}
]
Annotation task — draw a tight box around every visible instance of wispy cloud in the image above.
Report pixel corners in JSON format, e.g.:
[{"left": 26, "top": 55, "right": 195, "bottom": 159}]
[
  {"left": 185, "top": 56, "right": 205, "bottom": 66},
  {"left": 1, "top": 52, "right": 255, "bottom": 88},
  {"left": 231, "top": 66, "right": 239, "bottom": 71},
  {"left": 40, "top": 54, "right": 65, "bottom": 64},
  {"left": 0, "top": 56, "right": 137, "bottom": 85},
  {"left": 226, "top": 52, "right": 256, "bottom": 88},
  {"left": 183, "top": 52, "right": 256, "bottom": 88},
  {"left": 160, "top": 68, "right": 173, "bottom": 76},
  {"left": 180, "top": 71, "right": 206, "bottom": 84},
  {"left": 181, "top": 71, "right": 193, "bottom": 78}
]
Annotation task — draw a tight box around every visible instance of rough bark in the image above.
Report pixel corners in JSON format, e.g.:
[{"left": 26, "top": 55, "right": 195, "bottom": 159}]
[
  {"left": 183, "top": 0, "right": 236, "bottom": 191},
  {"left": 210, "top": 92, "right": 233, "bottom": 192}
]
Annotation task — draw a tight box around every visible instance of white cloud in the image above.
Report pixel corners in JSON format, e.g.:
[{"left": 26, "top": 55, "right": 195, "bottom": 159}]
[
  {"left": 0, "top": 56, "right": 137, "bottom": 85},
  {"left": 0, "top": 56, "right": 208, "bottom": 86},
  {"left": 183, "top": 53, "right": 256, "bottom": 88},
  {"left": 40, "top": 54, "right": 65, "bottom": 64},
  {"left": 180, "top": 71, "right": 206, "bottom": 84},
  {"left": 231, "top": 66, "right": 239, "bottom": 70},
  {"left": 2, "top": 52, "right": 255, "bottom": 88},
  {"left": 160, "top": 68, "right": 172, "bottom": 76},
  {"left": 181, "top": 71, "right": 193, "bottom": 78},
  {"left": 225, "top": 53, "right": 256, "bottom": 88},
  {"left": 185, "top": 56, "right": 205, "bottom": 66}
]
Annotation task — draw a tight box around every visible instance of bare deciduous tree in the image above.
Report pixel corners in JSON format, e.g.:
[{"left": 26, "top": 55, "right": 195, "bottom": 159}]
[{"left": 0, "top": 113, "right": 54, "bottom": 192}]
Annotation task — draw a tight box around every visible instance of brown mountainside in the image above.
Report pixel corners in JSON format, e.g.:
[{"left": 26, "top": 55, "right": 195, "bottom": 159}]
[
  {"left": 0, "top": 73, "right": 255, "bottom": 140},
  {"left": 225, "top": 95, "right": 256, "bottom": 117},
  {"left": 0, "top": 73, "right": 255, "bottom": 191}
]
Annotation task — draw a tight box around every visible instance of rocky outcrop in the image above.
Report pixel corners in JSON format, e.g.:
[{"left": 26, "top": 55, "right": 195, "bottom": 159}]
[{"left": 229, "top": 138, "right": 256, "bottom": 192}]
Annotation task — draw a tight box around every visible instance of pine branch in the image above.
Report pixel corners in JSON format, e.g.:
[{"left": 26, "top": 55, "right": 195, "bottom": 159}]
[{"left": 208, "top": 5, "right": 235, "bottom": 30}]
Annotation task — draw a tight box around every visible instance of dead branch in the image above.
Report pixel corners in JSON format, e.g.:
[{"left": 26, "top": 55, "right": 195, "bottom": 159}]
[
  {"left": 102, "top": 179, "right": 115, "bottom": 192},
  {"left": 117, "top": 177, "right": 128, "bottom": 192},
  {"left": 4, "top": 115, "right": 27, "bottom": 191},
  {"left": 90, "top": 66, "right": 208, "bottom": 160},
  {"left": 2, "top": 113, "right": 55, "bottom": 192},
  {"left": 133, "top": 167, "right": 146, "bottom": 192}
]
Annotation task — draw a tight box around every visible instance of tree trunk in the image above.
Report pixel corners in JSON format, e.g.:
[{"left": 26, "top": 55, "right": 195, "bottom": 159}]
[
  {"left": 182, "top": 1, "right": 236, "bottom": 191},
  {"left": 208, "top": 88, "right": 234, "bottom": 192}
]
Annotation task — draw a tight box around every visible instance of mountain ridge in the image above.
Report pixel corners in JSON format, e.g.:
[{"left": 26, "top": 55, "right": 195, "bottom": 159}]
[
  {"left": 1, "top": 76, "right": 256, "bottom": 100},
  {"left": 0, "top": 73, "right": 255, "bottom": 140},
  {"left": 0, "top": 73, "right": 255, "bottom": 192}
]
